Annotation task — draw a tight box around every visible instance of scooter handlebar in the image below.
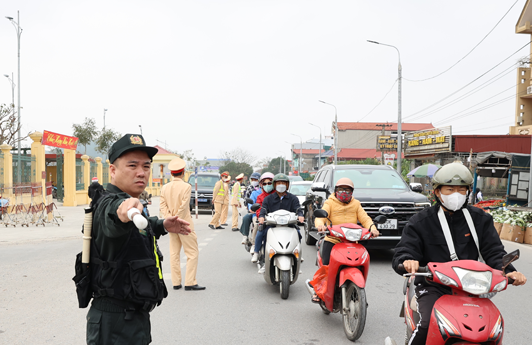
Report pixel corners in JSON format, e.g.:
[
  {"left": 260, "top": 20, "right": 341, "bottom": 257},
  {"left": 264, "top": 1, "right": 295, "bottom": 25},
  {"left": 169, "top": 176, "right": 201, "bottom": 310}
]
[
  {"left": 507, "top": 276, "right": 515, "bottom": 285},
  {"left": 397, "top": 264, "right": 429, "bottom": 274}
]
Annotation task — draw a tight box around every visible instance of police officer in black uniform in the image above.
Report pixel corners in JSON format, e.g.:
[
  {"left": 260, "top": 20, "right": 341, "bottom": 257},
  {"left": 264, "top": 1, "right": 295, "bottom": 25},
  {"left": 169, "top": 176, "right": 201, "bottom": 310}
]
[{"left": 86, "top": 134, "right": 191, "bottom": 345}]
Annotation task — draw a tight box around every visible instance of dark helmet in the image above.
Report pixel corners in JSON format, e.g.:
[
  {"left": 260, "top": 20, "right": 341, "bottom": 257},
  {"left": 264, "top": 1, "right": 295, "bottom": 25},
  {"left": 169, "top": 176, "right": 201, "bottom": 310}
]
[
  {"left": 250, "top": 172, "right": 261, "bottom": 180},
  {"left": 273, "top": 173, "right": 290, "bottom": 187}
]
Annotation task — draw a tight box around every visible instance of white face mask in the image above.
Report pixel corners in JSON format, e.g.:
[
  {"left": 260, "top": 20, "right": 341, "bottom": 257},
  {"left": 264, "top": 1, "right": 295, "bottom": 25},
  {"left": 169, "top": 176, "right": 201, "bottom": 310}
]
[
  {"left": 251, "top": 181, "right": 259, "bottom": 187},
  {"left": 440, "top": 192, "right": 467, "bottom": 211},
  {"left": 276, "top": 184, "right": 287, "bottom": 193}
]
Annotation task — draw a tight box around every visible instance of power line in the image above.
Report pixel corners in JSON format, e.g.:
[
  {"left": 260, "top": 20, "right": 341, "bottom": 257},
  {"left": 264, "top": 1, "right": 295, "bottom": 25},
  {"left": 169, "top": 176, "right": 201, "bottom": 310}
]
[
  {"left": 404, "top": 0, "right": 520, "bottom": 82},
  {"left": 402, "top": 41, "right": 532, "bottom": 121},
  {"left": 358, "top": 79, "right": 397, "bottom": 122}
]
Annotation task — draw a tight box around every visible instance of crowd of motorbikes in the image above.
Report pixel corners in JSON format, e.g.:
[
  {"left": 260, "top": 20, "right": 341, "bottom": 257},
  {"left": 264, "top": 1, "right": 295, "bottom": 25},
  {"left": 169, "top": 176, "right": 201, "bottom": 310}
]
[{"left": 238, "top": 192, "right": 521, "bottom": 344}]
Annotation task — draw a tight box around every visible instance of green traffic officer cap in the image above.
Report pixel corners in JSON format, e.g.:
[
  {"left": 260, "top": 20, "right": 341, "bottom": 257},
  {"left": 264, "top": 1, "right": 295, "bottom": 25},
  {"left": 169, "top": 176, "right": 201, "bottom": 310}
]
[{"left": 108, "top": 133, "right": 158, "bottom": 164}]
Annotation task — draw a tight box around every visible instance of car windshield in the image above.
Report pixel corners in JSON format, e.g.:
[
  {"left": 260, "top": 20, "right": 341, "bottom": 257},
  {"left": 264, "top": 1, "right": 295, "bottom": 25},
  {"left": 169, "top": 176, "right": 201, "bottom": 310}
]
[
  {"left": 188, "top": 176, "right": 219, "bottom": 189},
  {"left": 334, "top": 169, "right": 408, "bottom": 190},
  {"left": 289, "top": 183, "right": 312, "bottom": 196},
  {"left": 288, "top": 176, "right": 303, "bottom": 182}
]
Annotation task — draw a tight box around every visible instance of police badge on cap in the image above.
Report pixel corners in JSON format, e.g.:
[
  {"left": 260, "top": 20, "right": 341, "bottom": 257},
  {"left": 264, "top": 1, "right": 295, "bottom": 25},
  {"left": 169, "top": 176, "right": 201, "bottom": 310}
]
[{"left": 108, "top": 133, "right": 158, "bottom": 163}]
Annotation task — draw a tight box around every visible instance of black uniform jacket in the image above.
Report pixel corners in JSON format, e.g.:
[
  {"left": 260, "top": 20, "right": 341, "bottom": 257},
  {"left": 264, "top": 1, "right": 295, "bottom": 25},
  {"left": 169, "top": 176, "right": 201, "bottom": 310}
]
[
  {"left": 259, "top": 192, "right": 303, "bottom": 219},
  {"left": 392, "top": 204, "right": 515, "bottom": 284}
]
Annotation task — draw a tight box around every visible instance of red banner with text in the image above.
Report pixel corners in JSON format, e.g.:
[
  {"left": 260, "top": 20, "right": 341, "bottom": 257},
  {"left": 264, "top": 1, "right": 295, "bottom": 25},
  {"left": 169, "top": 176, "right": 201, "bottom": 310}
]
[{"left": 42, "top": 130, "right": 79, "bottom": 150}]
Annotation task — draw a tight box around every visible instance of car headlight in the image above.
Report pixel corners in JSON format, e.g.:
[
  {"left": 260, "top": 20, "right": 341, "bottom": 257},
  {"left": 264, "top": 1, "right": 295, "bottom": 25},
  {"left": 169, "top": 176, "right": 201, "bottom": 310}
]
[
  {"left": 342, "top": 227, "right": 362, "bottom": 241},
  {"left": 274, "top": 215, "right": 290, "bottom": 225},
  {"left": 453, "top": 268, "right": 492, "bottom": 295},
  {"left": 435, "top": 271, "right": 458, "bottom": 288},
  {"left": 415, "top": 202, "right": 431, "bottom": 208}
]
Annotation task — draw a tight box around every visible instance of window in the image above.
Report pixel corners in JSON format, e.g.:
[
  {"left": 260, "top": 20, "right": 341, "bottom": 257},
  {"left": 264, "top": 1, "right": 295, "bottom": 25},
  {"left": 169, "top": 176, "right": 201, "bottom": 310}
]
[{"left": 188, "top": 176, "right": 218, "bottom": 188}]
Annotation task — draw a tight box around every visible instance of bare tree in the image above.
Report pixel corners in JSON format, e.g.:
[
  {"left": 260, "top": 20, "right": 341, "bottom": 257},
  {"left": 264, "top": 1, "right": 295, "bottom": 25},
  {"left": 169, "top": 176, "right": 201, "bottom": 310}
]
[
  {"left": 254, "top": 156, "right": 272, "bottom": 169},
  {"left": 220, "top": 148, "right": 256, "bottom": 165},
  {"left": 0, "top": 104, "right": 30, "bottom": 146}
]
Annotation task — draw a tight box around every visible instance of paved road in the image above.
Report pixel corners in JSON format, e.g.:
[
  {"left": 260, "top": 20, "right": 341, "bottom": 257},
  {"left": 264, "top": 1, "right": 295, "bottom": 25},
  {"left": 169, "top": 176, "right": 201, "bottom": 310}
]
[{"left": 1, "top": 198, "right": 531, "bottom": 344}]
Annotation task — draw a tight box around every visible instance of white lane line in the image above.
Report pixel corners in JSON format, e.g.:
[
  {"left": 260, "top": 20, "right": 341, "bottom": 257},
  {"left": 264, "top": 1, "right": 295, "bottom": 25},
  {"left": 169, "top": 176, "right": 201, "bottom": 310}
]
[
  {"left": 204, "top": 237, "right": 214, "bottom": 241},
  {"left": 198, "top": 242, "right": 208, "bottom": 246}
]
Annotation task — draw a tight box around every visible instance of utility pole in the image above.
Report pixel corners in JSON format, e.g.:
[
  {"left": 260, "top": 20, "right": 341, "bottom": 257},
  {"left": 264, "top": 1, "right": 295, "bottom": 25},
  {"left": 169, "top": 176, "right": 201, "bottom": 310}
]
[{"left": 376, "top": 123, "right": 392, "bottom": 165}]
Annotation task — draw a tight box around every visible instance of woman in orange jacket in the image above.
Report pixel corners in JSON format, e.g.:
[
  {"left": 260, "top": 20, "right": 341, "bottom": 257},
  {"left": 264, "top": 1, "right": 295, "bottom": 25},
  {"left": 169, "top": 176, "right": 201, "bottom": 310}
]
[{"left": 312, "top": 177, "right": 379, "bottom": 302}]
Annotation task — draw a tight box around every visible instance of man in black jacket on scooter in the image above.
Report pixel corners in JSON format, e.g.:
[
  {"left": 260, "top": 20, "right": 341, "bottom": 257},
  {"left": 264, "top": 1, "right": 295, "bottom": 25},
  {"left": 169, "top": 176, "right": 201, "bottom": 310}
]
[{"left": 392, "top": 162, "right": 527, "bottom": 345}]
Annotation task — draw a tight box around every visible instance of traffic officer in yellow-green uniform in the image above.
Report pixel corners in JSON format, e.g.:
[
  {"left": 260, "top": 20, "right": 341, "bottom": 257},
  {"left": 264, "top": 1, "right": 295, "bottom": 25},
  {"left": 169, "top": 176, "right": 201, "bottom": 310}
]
[
  {"left": 220, "top": 175, "right": 231, "bottom": 226},
  {"left": 209, "top": 171, "right": 228, "bottom": 229},
  {"left": 231, "top": 173, "right": 244, "bottom": 231},
  {"left": 86, "top": 134, "right": 191, "bottom": 345}
]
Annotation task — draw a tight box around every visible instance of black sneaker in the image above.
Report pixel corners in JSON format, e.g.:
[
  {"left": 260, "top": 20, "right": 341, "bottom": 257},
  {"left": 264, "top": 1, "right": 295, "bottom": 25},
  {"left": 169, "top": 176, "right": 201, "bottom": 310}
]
[
  {"left": 215, "top": 226, "right": 225, "bottom": 229},
  {"left": 208, "top": 224, "right": 215, "bottom": 229},
  {"left": 232, "top": 228, "right": 239, "bottom": 232}
]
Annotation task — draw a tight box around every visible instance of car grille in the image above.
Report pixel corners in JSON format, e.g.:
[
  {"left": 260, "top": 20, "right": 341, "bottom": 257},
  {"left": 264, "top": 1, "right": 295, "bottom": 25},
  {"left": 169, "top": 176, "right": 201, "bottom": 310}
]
[
  {"left": 191, "top": 193, "right": 213, "bottom": 198},
  {"left": 361, "top": 202, "right": 425, "bottom": 236}
]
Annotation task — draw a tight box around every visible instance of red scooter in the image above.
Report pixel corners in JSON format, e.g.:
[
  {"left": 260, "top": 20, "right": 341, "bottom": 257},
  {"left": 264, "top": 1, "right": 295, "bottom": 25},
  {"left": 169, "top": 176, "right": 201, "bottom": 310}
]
[
  {"left": 305, "top": 209, "right": 386, "bottom": 342},
  {"left": 384, "top": 250, "right": 520, "bottom": 345}
]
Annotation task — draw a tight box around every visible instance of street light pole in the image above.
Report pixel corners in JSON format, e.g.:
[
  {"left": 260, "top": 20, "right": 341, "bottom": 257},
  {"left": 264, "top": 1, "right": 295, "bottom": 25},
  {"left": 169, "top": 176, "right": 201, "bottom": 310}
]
[
  {"left": 103, "top": 108, "right": 108, "bottom": 129},
  {"left": 291, "top": 133, "right": 303, "bottom": 176},
  {"left": 309, "top": 123, "right": 322, "bottom": 170},
  {"left": 319, "top": 100, "right": 338, "bottom": 165},
  {"left": 6, "top": 12, "right": 22, "bottom": 183},
  {"left": 139, "top": 125, "right": 143, "bottom": 135},
  {"left": 3, "top": 73, "right": 15, "bottom": 112},
  {"left": 367, "top": 40, "right": 402, "bottom": 174}
]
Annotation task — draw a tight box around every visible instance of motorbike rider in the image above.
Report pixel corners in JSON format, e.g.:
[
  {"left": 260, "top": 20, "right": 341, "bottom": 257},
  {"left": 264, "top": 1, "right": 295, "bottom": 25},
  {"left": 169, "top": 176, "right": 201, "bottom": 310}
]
[
  {"left": 240, "top": 172, "right": 273, "bottom": 245},
  {"left": 392, "top": 162, "right": 527, "bottom": 345},
  {"left": 312, "top": 177, "right": 379, "bottom": 302},
  {"left": 244, "top": 172, "right": 261, "bottom": 204},
  {"left": 250, "top": 173, "right": 275, "bottom": 262},
  {"left": 254, "top": 173, "right": 304, "bottom": 272}
]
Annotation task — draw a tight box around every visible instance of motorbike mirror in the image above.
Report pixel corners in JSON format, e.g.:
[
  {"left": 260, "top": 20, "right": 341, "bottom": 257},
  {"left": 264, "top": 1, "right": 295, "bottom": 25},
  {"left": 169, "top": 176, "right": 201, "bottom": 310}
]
[
  {"left": 148, "top": 194, "right": 152, "bottom": 198},
  {"left": 302, "top": 199, "right": 311, "bottom": 207},
  {"left": 250, "top": 203, "right": 261, "bottom": 212},
  {"left": 502, "top": 249, "right": 520, "bottom": 274},
  {"left": 374, "top": 215, "right": 387, "bottom": 224},
  {"left": 245, "top": 198, "right": 254, "bottom": 205},
  {"left": 313, "top": 209, "right": 328, "bottom": 218}
]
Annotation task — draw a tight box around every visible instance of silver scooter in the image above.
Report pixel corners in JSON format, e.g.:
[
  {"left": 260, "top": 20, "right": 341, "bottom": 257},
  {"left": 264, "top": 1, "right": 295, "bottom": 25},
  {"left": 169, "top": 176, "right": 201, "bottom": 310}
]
[{"left": 258, "top": 208, "right": 302, "bottom": 299}]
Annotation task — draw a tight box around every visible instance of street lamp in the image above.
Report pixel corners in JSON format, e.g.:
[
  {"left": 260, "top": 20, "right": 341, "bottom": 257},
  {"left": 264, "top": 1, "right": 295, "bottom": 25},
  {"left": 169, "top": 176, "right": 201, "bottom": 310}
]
[
  {"left": 291, "top": 133, "right": 303, "bottom": 176},
  {"left": 309, "top": 123, "right": 322, "bottom": 170},
  {"left": 3, "top": 73, "right": 15, "bottom": 111},
  {"left": 6, "top": 12, "right": 22, "bottom": 183},
  {"left": 367, "top": 40, "right": 402, "bottom": 174},
  {"left": 103, "top": 108, "right": 108, "bottom": 129},
  {"left": 319, "top": 100, "right": 338, "bottom": 165},
  {"left": 139, "top": 125, "right": 143, "bottom": 135}
]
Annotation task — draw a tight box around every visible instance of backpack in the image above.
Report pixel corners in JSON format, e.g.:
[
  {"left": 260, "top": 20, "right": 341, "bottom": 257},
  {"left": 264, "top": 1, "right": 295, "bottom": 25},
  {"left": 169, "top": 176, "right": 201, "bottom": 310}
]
[{"left": 72, "top": 182, "right": 108, "bottom": 308}]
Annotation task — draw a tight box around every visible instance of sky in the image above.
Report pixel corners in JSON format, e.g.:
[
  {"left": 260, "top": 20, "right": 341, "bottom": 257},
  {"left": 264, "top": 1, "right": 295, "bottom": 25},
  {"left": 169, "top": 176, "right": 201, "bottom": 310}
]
[{"left": 0, "top": 0, "right": 530, "bottom": 164}]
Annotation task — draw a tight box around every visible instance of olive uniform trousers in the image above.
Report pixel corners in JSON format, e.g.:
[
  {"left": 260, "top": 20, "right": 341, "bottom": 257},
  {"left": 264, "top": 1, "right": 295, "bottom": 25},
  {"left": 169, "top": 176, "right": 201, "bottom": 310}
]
[{"left": 209, "top": 202, "right": 223, "bottom": 227}]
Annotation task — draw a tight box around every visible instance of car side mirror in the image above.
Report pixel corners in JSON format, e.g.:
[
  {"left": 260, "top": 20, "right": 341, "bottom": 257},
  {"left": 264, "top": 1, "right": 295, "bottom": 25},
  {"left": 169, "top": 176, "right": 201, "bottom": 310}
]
[
  {"left": 313, "top": 209, "right": 329, "bottom": 218},
  {"left": 311, "top": 182, "right": 328, "bottom": 192},
  {"left": 374, "top": 215, "right": 387, "bottom": 224},
  {"left": 250, "top": 203, "right": 261, "bottom": 212},
  {"left": 502, "top": 249, "right": 520, "bottom": 274},
  {"left": 410, "top": 185, "right": 423, "bottom": 193}
]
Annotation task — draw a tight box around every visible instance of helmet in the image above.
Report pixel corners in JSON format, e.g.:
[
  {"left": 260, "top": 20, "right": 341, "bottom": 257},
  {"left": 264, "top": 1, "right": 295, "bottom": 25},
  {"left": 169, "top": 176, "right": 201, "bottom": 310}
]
[
  {"left": 250, "top": 172, "right": 261, "bottom": 180},
  {"left": 273, "top": 173, "right": 290, "bottom": 184},
  {"left": 335, "top": 177, "right": 354, "bottom": 189},
  {"left": 260, "top": 172, "right": 275, "bottom": 183},
  {"left": 432, "top": 163, "right": 473, "bottom": 190}
]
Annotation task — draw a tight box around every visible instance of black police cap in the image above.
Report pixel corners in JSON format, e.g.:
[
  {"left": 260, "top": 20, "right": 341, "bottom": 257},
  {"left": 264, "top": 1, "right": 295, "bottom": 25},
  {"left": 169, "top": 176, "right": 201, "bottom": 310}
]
[{"left": 108, "top": 134, "right": 158, "bottom": 163}]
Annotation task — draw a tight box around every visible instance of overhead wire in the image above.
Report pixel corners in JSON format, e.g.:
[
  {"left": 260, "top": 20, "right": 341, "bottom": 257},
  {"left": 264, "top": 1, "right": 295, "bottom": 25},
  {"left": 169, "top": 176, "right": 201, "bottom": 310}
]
[
  {"left": 404, "top": 0, "right": 520, "bottom": 82},
  {"left": 402, "top": 41, "right": 532, "bottom": 122},
  {"left": 358, "top": 79, "right": 397, "bottom": 122}
]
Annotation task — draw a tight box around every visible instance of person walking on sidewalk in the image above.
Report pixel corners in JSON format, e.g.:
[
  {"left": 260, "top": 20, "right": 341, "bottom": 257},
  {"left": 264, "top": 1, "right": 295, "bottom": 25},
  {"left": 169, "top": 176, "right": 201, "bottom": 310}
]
[
  {"left": 231, "top": 173, "right": 245, "bottom": 231},
  {"left": 160, "top": 158, "right": 205, "bottom": 291},
  {"left": 220, "top": 175, "right": 231, "bottom": 226},
  {"left": 208, "top": 171, "right": 229, "bottom": 230}
]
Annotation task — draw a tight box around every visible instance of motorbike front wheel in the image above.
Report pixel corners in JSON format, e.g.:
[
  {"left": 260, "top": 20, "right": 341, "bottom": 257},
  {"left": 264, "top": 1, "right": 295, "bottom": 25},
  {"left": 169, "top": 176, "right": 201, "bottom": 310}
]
[
  {"left": 343, "top": 282, "right": 367, "bottom": 342},
  {"left": 280, "top": 270, "right": 290, "bottom": 299}
]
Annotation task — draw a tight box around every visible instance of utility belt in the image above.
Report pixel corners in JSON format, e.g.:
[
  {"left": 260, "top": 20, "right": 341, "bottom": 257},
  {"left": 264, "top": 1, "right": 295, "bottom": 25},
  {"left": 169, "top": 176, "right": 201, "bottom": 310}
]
[{"left": 92, "top": 297, "right": 156, "bottom": 319}]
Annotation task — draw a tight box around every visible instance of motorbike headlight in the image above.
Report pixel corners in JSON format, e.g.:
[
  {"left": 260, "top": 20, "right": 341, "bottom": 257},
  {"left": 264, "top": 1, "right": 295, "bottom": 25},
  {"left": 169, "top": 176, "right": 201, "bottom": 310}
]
[
  {"left": 492, "top": 279, "right": 507, "bottom": 293},
  {"left": 453, "top": 268, "right": 492, "bottom": 295},
  {"left": 488, "top": 314, "right": 503, "bottom": 341},
  {"left": 274, "top": 215, "right": 290, "bottom": 225},
  {"left": 342, "top": 228, "right": 362, "bottom": 241},
  {"left": 434, "top": 308, "right": 461, "bottom": 339},
  {"left": 435, "top": 271, "right": 458, "bottom": 288},
  {"left": 330, "top": 229, "right": 344, "bottom": 238}
]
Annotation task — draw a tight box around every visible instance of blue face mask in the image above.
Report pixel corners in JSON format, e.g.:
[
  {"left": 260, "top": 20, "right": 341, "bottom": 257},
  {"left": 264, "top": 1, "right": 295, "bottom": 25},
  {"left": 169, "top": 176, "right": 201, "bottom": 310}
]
[{"left": 263, "top": 185, "right": 273, "bottom": 193}]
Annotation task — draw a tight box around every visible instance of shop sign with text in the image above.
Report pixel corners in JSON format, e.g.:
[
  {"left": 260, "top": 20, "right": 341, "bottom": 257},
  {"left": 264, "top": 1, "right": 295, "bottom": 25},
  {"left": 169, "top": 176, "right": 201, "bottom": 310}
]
[
  {"left": 404, "top": 126, "right": 452, "bottom": 155},
  {"left": 42, "top": 130, "right": 79, "bottom": 150},
  {"left": 376, "top": 135, "right": 398, "bottom": 151}
]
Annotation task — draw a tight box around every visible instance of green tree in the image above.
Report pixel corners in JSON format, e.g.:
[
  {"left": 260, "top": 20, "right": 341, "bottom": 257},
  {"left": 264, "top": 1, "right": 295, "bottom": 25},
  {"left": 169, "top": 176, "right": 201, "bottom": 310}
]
[
  {"left": 0, "top": 103, "right": 29, "bottom": 146},
  {"left": 72, "top": 117, "right": 97, "bottom": 154},
  {"left": 266, "top": 156, "right": 289, "bottom": 174},
  {"left": 217, "top": 161, "right": 253, "bottom": 179},
  {"left": 95, "top": 128, "right": 121, "bottom": 158},
  {"left": 337, "top": 158, "right": 381, "bottom": 165}
]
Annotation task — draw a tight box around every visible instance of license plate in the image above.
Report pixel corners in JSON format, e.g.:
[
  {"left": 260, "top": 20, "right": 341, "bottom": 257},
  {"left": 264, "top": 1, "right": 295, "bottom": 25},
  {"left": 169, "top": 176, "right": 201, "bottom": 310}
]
[
  {"left": 377, "top": 219, "right": 397, "bottom": 230},
  {"left": 198, "top": 198, "right": 208, "bottom": 202}
]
